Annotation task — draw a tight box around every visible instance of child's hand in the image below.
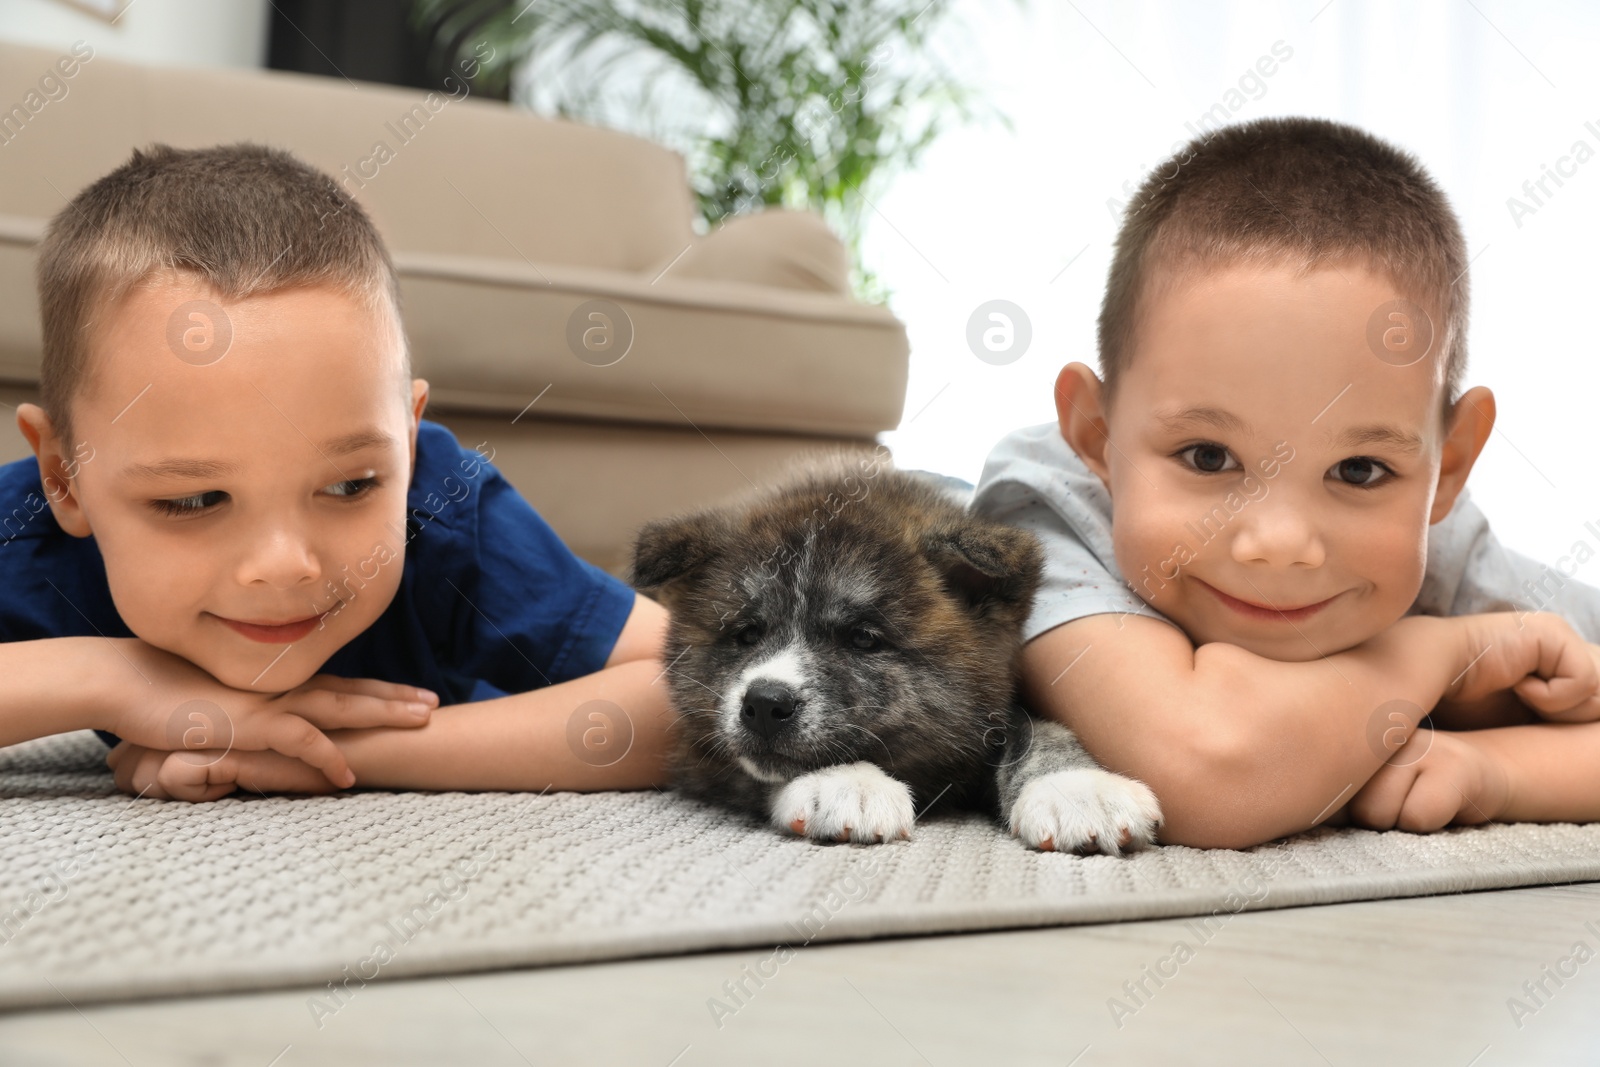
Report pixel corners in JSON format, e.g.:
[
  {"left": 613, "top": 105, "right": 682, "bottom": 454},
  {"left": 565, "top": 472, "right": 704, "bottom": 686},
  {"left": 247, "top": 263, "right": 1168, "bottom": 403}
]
[
  {"left": 99, "top": 638, "right": 437, "bottom": 788},
  {"left": 1441, "top": 613, "right": 1600, "bottom": 724},
  {"left": 107, "top": 743, "right": 342, "bottom": 801},
  {"left": 1346, "top": 728, "right": 1512, "bottom": 832}
]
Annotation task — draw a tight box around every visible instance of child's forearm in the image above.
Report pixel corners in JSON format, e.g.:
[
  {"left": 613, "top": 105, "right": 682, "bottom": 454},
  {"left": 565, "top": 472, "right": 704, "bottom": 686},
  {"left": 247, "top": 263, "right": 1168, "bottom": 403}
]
[
  {"left": 1025, "top": 613, "right": 1462, "bottom": 849},
  {"left": 327, "top": 657, "right": 677, "bottom": 792},
  {"left": 0, "top": 637, "right": 112, "bottom": 747},
  {"left": 1428, "top": 689, "right": 1541, "bottom": 731},
  {"left": 1469, "top": 720, "right": 1600, "bottom": 823},
  {"left": 1182, "top": 616, "right": 1464, "bottom": 845}
]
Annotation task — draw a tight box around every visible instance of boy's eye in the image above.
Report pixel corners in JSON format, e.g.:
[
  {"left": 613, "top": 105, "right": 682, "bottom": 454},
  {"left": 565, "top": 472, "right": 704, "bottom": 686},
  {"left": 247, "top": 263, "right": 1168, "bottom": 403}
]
[
  {"left": 149, "top": 490, "right": 227, "bottom": 516},
  {"left": 1176, "top": 443, "right": 1241, "bottom": 474},
  {"left": 1176, "top": 443, "right": 1396, "bottom": 489},
  {"left": 147, "top": 476, "right": 382, "bottom": 517},
  {"left": 1328, "top": 457, "right": 1393, "bottom": 489},
  {"left": 325, "top": 476, "right": 382, "bottom": 498}
]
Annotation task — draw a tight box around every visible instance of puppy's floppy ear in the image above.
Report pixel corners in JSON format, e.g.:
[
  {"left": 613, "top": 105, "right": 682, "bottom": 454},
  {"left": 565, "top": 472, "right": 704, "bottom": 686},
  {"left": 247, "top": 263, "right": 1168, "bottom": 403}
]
[
  {"left": 629, "top": 510, "right": 730, "bottom": 594},
  {"left": 920, "top": 519, "right": 1044, "bottom": 622}
]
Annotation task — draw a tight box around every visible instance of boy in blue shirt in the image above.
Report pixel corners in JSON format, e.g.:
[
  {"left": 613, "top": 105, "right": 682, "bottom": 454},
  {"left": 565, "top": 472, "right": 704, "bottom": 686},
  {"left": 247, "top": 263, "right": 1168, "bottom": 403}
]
[{"left": 1, "top": 142, "right": 673, "bottom": 800}]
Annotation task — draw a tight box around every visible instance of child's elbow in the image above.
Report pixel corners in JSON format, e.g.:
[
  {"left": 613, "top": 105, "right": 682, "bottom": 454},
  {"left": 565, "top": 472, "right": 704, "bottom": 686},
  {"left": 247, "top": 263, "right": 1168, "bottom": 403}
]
[
  {"left": 1155, "top": 806, "right": 1282, "bottom": 851},
  {"left": 1137, "top": 725, "right": 1286, "bottom": 851}
]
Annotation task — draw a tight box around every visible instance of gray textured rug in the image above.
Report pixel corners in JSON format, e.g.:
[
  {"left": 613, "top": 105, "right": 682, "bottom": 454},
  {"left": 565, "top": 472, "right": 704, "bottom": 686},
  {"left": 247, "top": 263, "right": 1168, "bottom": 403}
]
[{"left": 3, "top": 731, "right": 1599, "bottom": 1013}]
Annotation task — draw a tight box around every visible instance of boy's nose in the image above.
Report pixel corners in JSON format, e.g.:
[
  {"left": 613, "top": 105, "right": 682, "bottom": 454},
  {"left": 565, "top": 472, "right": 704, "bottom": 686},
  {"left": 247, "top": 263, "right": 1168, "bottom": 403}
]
[
  {"left": 1229, "top": 502, "right": 1328, "bottom": 569},
  {"left": 236, "top": 526, "right": 322, "bottom": 589}
]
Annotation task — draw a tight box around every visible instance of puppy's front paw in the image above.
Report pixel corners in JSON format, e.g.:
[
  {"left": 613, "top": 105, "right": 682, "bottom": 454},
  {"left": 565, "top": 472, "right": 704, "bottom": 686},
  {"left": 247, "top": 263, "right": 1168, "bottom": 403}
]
[
  {"left": 1010, "top": 768, "right": 1162, "bottom": 856},
  {"left": 772, "top": 762, "right": 914, "bottom": 844}
]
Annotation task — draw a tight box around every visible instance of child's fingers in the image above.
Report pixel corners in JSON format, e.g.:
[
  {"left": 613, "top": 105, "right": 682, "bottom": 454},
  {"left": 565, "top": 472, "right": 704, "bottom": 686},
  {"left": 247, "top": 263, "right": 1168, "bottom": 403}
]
[
  {"left": 259, "top": 715, "right": 356, "bottom": 789},
  {"left": 1346, "top": 761, "right": 1416, "bottom": 830},
  {"left": 1564, "top": 645, "right": 1600, "bottom": 720},
  {"left": 1352, "top": 755, "right": 1460, "bottom": 833},
  {"left": 1521, "top": 690, "right": 1600, "bottom": 723},
  {"left": 283, "top": 685, "right": 434, "bottom": 731},
  {"left": 1394, "top": 774, "right": 1461, "bottom": 832},
  {"left": 233, "top": 750, "right": 345, "bottom": 794},
  {"left": 302, "top": 674, "right": 438, "bottom": 707},
  {"left": 1514, "top": 673, "right": 1600, "bottom": 718},
  {"left": 1519, "top": 618, "right": 1600, "bottom": 705},
  {"left": 162, "top": 749, "right": 342, "bottom": 800},
  {"left": 108, "top": 730, "right": 353, "bottom": 797},
  {"left": 155, "top": 752, "right": 241, "bottom": 803},
  {"left": 110, "top": 746, "right": 173, "bottom": 799}
]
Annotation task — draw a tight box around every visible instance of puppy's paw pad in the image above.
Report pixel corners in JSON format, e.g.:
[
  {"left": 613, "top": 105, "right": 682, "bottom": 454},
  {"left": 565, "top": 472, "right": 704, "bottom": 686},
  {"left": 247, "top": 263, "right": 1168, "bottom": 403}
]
[
  {"left": 1010, "top": 768, "right": 1162, "bottom": 856},
  {"left": 771, "top": 762, "right": 914, "bottom": 844}
]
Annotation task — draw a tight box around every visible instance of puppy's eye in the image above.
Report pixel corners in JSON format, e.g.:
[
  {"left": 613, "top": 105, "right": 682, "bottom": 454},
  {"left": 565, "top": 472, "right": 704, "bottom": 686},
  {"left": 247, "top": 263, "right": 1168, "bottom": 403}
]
[
  {"left": 847, "top": 627, "right": 883, "bottom": 651},
  {"left": 734, "top": 623, "right": 763, "bottom": 646}
]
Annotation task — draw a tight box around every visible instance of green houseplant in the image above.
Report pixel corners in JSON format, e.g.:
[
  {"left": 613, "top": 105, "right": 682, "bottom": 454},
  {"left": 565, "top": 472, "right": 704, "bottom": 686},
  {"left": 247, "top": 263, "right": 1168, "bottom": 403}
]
[{"left": 410, "top": 0, "right": 994, "bottom": 301}]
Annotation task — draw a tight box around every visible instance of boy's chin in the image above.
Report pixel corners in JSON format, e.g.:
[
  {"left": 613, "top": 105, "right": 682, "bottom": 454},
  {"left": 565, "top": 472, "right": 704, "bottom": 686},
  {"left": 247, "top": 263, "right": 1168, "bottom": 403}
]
[
  {"left": 1214, "top": 627, "right": 1369, "bottom": 662},
  {"left": 195, "top": 653, "right": 321, "bottom": 695}
]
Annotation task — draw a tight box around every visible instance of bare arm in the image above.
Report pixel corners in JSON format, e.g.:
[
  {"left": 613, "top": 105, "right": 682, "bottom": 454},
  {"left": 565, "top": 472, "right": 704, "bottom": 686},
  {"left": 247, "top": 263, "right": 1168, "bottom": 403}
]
[
  {"left": 4, "top": 636, "right": 438, "bottom": 786},
  {"left": 316, "top": 595, "right": 671, "bottom": 788},
  {"left": 603, "top": 592, "right": 669, "bottom": 668},
  {"left": 0, "top": 637, "right": 108, "bottom": 747},
  {"left": 1460, "top": 719, "right": 1600, "bottom": 823},
  {"left": 334, "top": 656, "right": 676, "bottom": 791},
  {"left": 1021, "top": 612, "right": 1461, "bottom": 849},
  {"left": 1345, "top": 715, "right": 1600, "bottom": 832},
  {"left": 111, "top": 656, "right": 680, "bottom": 798}
]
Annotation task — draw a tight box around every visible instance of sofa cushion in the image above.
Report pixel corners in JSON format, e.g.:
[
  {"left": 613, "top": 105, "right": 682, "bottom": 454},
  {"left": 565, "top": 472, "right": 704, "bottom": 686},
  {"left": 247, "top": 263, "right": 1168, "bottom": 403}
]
[
  {"left": 649, "top": 209, "right": 852, "bottom": 293},
  {"left": 0, "top": 41, "right": 696, "bottom": 272},
  {"left": 396, "top": 251, "right": 907, "bottom": 437}
]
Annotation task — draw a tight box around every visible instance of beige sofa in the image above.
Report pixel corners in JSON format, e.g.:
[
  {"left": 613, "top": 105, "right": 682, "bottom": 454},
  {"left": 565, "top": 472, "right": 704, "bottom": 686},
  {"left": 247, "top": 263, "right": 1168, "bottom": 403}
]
[{"left": 0, "top": 40, "right": 909, "bottom": 575}]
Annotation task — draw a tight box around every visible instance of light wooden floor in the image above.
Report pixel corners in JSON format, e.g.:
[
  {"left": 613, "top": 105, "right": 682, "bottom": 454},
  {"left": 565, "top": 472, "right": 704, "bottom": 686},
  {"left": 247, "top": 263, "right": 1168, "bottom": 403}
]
[{"left": 2, "top": 882, "right": 1598, "bottom": 1066}]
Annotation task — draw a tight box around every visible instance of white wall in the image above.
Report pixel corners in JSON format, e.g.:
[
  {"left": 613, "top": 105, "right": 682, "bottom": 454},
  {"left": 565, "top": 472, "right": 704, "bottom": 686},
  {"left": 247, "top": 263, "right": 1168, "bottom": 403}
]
[
  {"left": 869, "top": 0, "right": 1600, "bottom": 569},
  {"left": 0, "top": 0, "right": 269, "bottom": 68}
]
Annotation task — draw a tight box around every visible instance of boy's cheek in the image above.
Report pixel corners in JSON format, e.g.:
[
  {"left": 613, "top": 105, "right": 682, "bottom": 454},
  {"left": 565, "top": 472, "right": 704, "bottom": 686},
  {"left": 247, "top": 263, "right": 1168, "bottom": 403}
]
[
  {"left": 93, "top": 511, "right": 408, "bottom": 689},
  {"left": 1111, "top": 502, "right": 1194, "bottom": 588}
]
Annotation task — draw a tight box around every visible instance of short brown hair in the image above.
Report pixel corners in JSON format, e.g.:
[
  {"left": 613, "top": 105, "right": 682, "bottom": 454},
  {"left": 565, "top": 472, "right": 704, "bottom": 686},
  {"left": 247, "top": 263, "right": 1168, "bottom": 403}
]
[
  {"left": 36, "top": 142, "right": 407, "bottom": 447},
  {"left": 1097, "top": 116, "right": 1468, "bottom": 426}
]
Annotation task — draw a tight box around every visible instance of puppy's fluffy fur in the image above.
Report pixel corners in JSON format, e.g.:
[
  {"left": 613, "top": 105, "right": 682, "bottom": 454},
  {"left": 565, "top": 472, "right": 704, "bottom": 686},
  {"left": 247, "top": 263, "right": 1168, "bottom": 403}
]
[{"left": 629, "top": 450, "right": 1162, "bottom": 854}]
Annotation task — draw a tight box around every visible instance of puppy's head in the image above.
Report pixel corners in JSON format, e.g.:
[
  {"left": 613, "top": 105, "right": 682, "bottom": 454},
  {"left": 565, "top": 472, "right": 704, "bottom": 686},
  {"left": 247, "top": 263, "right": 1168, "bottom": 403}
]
[{"left": 630, "top": 457, "right": 1042, "bottom": 785}]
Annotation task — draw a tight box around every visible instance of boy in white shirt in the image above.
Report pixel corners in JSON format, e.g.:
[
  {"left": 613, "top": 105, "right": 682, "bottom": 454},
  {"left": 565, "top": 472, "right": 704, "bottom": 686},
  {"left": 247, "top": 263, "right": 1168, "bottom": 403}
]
[{"left": 971, "top": 116, "right": 1600, "bottom": 849}]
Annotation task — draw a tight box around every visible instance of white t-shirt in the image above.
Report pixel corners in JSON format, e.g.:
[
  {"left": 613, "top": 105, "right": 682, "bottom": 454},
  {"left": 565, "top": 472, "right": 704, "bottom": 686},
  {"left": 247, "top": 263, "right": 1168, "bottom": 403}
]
[{"left": 964, "top": 420, "right": 1600, "bottom": 645}]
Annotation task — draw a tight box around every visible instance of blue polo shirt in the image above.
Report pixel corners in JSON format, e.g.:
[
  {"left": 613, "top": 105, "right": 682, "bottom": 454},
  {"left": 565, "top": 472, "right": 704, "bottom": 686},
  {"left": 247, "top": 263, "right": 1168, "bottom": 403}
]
[{"left": 0, "top": 419, "right": 637, "bottom": 747}]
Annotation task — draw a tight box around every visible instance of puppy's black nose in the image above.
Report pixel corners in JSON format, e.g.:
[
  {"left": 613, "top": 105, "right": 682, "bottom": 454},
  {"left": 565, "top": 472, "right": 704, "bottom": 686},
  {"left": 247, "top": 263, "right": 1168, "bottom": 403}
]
[{"left": 742, "top": 682, "right": 797, "bottom": 741}]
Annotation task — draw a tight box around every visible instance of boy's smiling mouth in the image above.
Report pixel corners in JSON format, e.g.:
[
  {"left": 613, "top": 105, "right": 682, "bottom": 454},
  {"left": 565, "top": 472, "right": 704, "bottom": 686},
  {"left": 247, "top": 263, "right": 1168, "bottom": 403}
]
[
  {"left": 1194, "top": 578, "right": 1342, "bottom": 622},
  {"left": 208, "top": 610, "right": 330, "bottom": 644}
]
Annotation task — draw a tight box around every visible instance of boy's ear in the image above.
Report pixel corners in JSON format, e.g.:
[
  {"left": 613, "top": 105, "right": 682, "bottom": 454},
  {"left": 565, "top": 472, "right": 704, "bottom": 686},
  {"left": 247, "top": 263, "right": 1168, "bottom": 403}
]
[
  {"left": 921, "top": 519, "right": 1043, "bottom": 625},
  {"left": 407, "top": 378, "right": 429, "bottom": 471},
  {"left": 629, "top": 511, "right": 730, "bottom": 598},
  {"left": 1055, "top": 362, "right": 1112, "bottom": 487},
  {"left": 1430, "top": 385, "right": 1495, "bottom": 524},
  {"left": 15, "top": 403, "right": 91, "bottom": 538}
]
